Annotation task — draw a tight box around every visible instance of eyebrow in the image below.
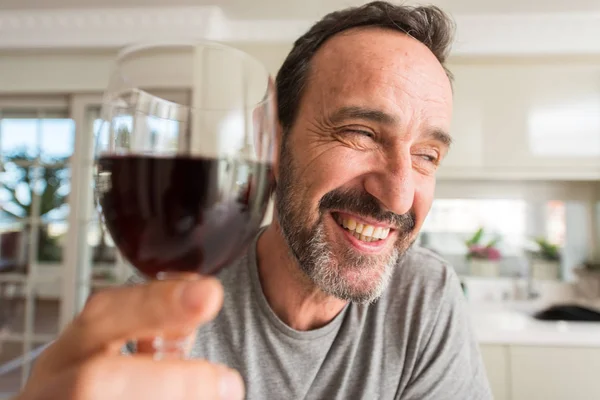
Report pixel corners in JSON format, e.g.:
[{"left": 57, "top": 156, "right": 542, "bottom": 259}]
[
  {"left": 328, "top": 105, "right": 452, "bottom": 147},
  {"left": 328, "top": 106, "right": 397, "bottom": 126},
  {"left": 427, "top": 128, "right": 453, "bottom": 148}
]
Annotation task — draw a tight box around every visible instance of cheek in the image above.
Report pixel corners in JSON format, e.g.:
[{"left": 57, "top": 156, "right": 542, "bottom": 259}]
[
  {"left": 411, "top": 175, "right": 436, "bottom": 229},
  {"left": 300, "top": 148, "right": 368, "bottom": 199}
]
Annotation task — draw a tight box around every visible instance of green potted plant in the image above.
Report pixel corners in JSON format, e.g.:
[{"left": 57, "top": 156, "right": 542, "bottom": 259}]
[
  {"left": 530, "top": 237, "right": 561, "bottom": 280},
  {"left": 465, "top": 227, "right": 502, "bottom": 277}
]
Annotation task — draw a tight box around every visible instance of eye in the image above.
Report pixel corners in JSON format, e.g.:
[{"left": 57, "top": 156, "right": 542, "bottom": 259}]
[
  {"left": 344, "top": 129, "right": 375, "bottom": 139},
  {"left": 420, "top": 154, "right": 437, "bottom": 163},
  {"left": 413, "top": 152, "right": 440, "bottom": 165}
]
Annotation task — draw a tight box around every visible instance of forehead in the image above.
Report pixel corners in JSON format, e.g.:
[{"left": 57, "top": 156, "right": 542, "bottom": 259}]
[{"left": 305, "top": 27, "right": 453, "bottom": 127}]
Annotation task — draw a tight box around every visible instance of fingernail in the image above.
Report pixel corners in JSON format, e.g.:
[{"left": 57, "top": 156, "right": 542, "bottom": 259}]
[
  {"left": 180, "top": 280, "right": 205, "bottom": 311},
  {"left": 219, "top": 368, "right": 244, "bottom": 400}
]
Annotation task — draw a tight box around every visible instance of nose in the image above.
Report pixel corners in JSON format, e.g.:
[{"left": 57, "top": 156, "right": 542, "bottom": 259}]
[{"left": 363, "top": 152, "right": 415, "bottom": 216}]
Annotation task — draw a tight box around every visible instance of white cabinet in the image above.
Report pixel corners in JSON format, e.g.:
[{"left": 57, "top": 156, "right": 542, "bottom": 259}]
[
  {"left": 480, "top": 344, "right": 600, "bottom": 400},
  {"left": 442, "top": 62, "right": 600, "bottom": 180},
  {"left": 480, "top": 345, "right": 510, "bottom": 400},
  {"left": 510, "top": 346, "right": 600, "bottom": 400},
  {"left": 438, "top": 67, "right": 485, "bottom": 176}
]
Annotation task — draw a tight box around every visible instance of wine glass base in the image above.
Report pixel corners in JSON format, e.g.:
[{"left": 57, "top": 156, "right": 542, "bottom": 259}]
[{"left": 151, "top": 335, "right": 192, "bottom": 360}]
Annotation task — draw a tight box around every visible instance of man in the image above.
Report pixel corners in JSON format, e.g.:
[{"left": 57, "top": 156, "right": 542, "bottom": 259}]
[{"left": 17, "top": 2, "right": 492, "bottom": 399}]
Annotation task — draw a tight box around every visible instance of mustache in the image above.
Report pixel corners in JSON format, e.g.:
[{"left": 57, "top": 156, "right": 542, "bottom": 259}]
[{"left": 319, "top": 189, "right": 416, "bottom": 232}]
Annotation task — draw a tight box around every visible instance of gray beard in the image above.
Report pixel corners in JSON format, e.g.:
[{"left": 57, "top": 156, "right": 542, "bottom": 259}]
[
  {"left": 274, "top": 137, "right": 415, "bottom": 304},
  {"left": 275, "top": 175, "right": 401, "bottom": 303},
  {"left": 286, "top": 219, "right": 399, "bottom": 304}
]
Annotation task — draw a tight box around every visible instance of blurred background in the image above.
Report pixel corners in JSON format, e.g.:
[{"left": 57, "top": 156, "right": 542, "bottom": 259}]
[{"left": 0, "top": 0, "right": 600, "bottom": 399}]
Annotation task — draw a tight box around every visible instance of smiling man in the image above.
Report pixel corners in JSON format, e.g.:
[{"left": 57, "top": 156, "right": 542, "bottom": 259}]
[
  {"left": 18, "top": 2, "right": 491, "bottom": 400},
  {"left": 192, "top": 1, "right": 491, "bottom": 399}
]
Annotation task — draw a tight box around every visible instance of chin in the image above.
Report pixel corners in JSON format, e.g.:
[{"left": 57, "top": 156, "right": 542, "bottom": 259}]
[
  {"left": 339, "top": 275, "right": 388, "bottom": 302},
  {"left": 316, "top": 250, "right": 397, "bottom": 304}
]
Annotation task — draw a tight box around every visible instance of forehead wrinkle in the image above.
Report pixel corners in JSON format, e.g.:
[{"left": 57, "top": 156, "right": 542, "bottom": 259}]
[
  {"left": 380, "top": 66, "right": 451, "bottom": 108},
  {"left": 297, "top": 28, "right": 452, "bottom": 144},
  {"left": 310, "top": 32, "right": 452, "bottom": 103},
  {"left": 313, "top": 64, "right": 450, "bottom": 122}
]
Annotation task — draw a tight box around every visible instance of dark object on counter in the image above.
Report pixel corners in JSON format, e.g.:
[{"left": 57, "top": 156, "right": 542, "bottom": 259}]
[
  {"left": 534, "top": 304, "right": 600, "bottom": 322},
  {"left": 583, "top": 261, "right": 600, "bottom": 271}
]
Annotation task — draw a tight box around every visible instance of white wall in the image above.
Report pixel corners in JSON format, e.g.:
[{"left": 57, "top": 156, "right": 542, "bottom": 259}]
[{"left": 0, "top": 50, "right": 116, "bottom": 94}]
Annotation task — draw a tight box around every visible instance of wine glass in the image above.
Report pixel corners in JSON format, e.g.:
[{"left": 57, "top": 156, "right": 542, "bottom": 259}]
[{"left": 93, "top": 40, "right": 276, "bottom": 359}]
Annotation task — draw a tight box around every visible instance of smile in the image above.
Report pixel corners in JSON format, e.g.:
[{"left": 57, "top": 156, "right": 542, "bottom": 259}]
[{"left": 332, "top": 212, "right": 391, "bottom": 243}]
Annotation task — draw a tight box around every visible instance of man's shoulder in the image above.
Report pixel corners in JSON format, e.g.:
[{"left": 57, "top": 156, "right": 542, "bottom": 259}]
[
  {"left": 402, "top": 245, "right": 451, "bottom": 268},
  {"left": 217, "top": 251, "right": 251, "bottom": 282},
  {"left": 397, "top": 245, "right": 456, "bottom": 286},
  {"left": 385, "top": 247, "right": 491, "bottom": 399},
  {"left": 382, "top": 245, "right": 461, "bottom": 310}
]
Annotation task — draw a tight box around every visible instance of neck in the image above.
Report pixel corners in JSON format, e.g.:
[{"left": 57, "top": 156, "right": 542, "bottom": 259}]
[{"left": 256, "top": 222, "right": 348, "bottom": 331}]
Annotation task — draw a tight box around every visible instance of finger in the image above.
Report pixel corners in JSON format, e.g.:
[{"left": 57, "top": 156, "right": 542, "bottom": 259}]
[
  {"left": 44, "top": 276, "right": 223, "bottom": 369},
  {"left": 26, "top": 356, "right": 245, "bottom": 400}
]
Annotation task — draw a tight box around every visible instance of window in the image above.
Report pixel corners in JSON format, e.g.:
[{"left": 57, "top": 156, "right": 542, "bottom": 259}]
[
  {"left": 421, "top": 199, "right": 528, "bottom": 254},
  {"left": 0, "top": 111, "right": 74, "bottom": 266},
  {"left": 546, "top": 201, "right": 566, "bottom": 245},
  {"left": 420, "top": 198, "right": 566, "bottom": 277},
  {"left": 0, "top": 104, "right": 75, "bottom": 393}
]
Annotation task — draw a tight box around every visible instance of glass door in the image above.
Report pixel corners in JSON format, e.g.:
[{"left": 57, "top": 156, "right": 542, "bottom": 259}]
[{"left": 0, "top": 101, "right": 74, "bottom": 395}]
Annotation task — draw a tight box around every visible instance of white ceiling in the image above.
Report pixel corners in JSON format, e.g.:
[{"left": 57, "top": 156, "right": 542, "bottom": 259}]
[
  {"left": 1, "top": 0, "right": 599, "bottom": 54},
  {"left": 1, "top": 0, "right": 600, "bottom": 19}
]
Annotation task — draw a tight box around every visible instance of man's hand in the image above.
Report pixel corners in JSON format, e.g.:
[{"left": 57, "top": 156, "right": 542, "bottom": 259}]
[{"left": 17, "top": 277, "right": 244, "bottom": 400}]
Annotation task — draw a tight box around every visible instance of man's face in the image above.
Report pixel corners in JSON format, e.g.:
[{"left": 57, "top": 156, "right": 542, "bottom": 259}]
[{"left": 275, "top": 28, "right": 453, "bottom": 303}]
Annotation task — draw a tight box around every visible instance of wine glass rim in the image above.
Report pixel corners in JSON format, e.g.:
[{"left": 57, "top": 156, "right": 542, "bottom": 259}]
[
  {"left": 116, "top": 39, "right": 262, "bottom": 64},
  {"left": 110, "top": 39, "right": 275, "bottom": 111},
  {"left": 102, "top": 87, "right": 273, "bottom": 113}
]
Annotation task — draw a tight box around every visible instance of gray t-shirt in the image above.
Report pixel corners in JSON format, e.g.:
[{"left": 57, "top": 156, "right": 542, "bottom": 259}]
[{"left": 187, "top": 234, "right": 492, "bottom": 400}]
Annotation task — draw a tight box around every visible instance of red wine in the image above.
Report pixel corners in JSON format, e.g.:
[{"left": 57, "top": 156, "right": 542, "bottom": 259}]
[{"left": 96, "top": 155, "right": 273, "bottom": 278}]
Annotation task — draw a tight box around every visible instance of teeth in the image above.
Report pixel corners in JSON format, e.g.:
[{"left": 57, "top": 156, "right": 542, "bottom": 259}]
[
  {"left": 373, "top": 227, "right": 382, "bottom": 239},
  {"left": 337, "top": 215, "right": 391, "bottom": 242},
  {"left": 347, "top": 219, "right": 357, "bottom": 230}
]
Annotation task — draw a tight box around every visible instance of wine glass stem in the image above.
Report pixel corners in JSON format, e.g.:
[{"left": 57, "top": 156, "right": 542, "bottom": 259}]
[
  {"left": 151, "top": 335, "right": 191, "bottom": 360},
  {"left": 151, "top": 272, "right": 194, "bottom": 360}
]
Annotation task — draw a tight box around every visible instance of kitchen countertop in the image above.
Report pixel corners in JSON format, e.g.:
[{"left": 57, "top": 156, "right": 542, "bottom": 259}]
[{"left": 469, "top": 301, "right": 600, "bottom": 347}]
